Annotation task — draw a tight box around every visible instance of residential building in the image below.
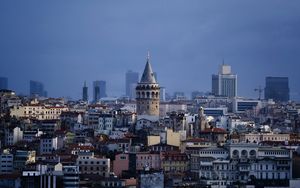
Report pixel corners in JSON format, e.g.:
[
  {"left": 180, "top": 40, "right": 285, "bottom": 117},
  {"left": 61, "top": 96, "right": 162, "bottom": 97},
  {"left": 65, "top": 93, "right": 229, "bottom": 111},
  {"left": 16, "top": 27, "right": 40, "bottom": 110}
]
[
  {"left": 14, "top": 150, "right": 36, "bottom": 171},
  {"left": 161, "top": 151, "right": 188, "bottom": 173},
  {"left": 4, "top": 127, "right": 23, "bottom": 146},
  {"left": 136, "top": 152, "right": 160, "bottom": 171},
  {"left": 94, "top": 114, "right": 115, "bottom": 136},
  {"left": 63, "top": 166, "right": 79, "bottom": 188},
  {"left": 76, "top": 152, "right": 110, "bottom": 177},
  {"left": 39, "top": 134, "right": 58, "bottom": 155},
  {"left": 0, "top": 150, "right": 14, "bottom": 174},
  {"left": 139, "top": 172, "right": 164, "bottom": 188},
  {"left": 240, "top": 132, "right": 290, "bottom": 143},
  {"left": 10, "top": 105, "right": 68, "bottom": 120},
  {"left": 113, "top": 153, "right": 129, "bottom": 177}
]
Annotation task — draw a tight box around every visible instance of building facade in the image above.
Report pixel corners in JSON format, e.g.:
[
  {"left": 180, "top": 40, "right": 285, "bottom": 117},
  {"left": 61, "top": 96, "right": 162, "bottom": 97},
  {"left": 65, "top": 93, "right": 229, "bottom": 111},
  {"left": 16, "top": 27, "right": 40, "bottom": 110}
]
[
  {"left": 10, "top": 105, "right": 68, "bottom": 120},
  {"left": 212, "top": 64, "right": 237, "bottom": 98},
  {"left": 82, "top": 81, "right": 88, "bottom": 102},
  {"left": 265, "top": 77, "right": 289, "bottom": 102},
  {"left": 76, "top": 152, "right": 110, "bottom": 177}
]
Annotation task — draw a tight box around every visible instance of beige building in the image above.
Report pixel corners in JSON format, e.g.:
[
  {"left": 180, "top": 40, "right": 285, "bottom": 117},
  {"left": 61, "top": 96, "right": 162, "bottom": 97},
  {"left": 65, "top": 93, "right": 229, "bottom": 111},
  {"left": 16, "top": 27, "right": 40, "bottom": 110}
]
[
  {"left": 10, "top": 105, "right": 68, "bottom": 120},
  {"left": 136, "top": 53, "right": 160, "bottom": 117},
  {"left": 147, "top": 136, "right": 161, "bottom": 146},
  {"left": 240, "top": 132, "right": 290, "bottom": 143},
  {"left": 76, "top": 152, "right": 110, "bottom": 177},
  {"left": 161, "top": 151, "right": 189, "bottom": 173},
  {"left": 166, "top": 129, "right": 181, "bottom": 147}
]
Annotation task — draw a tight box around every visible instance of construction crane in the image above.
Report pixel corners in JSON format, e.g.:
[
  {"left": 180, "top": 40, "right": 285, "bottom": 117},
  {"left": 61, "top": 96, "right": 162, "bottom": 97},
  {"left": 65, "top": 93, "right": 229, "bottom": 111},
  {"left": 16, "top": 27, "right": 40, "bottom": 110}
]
[{"left": 254, "top": 86, "right": 264, "bottom": 100}]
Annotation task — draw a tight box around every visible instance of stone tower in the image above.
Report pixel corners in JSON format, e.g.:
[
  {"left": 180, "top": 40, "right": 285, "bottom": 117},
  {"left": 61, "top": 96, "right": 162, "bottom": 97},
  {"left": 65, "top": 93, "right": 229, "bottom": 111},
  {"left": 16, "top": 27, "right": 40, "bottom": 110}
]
[{"left": 136, "top": 53, "right": 160, "bottom": 116}]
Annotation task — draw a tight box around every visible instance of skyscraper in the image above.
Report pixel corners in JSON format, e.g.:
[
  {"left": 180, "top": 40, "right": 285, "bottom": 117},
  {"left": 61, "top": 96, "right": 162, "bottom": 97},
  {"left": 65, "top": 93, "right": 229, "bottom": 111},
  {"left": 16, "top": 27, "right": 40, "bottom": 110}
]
[
  {"left": 0, "top": 77, "right": 8, "bottom": 90},
  {"left": 125, "top": 70, "right": 139, "bottom": 99},
  {"left": 212, "top": 64, "right": 237, "bottom": 98},
  {"left": 82, "top": 81, "right": 88, "bottom": 102},
  {"left": 136, "top": 53, "right": 160, "bottom": 116},
  {"left": 160, "top": 87, "right": 166, "bottom": 102},
  {"left": 93, "top": 80, "right": 107, "bottom": 102},
  {"left": 265, "top": 77, "right": 289, "bottom": 102},
  {"left": 30, "top": 80, "right": 46, "bottom": 97}
]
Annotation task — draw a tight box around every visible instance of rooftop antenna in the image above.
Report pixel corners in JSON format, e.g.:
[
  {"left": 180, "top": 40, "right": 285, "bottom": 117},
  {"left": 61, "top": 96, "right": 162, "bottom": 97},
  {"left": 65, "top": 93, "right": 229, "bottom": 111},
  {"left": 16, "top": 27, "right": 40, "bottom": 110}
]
[{"left": 147, "top": 50, "right": 150, "bottom": 62}]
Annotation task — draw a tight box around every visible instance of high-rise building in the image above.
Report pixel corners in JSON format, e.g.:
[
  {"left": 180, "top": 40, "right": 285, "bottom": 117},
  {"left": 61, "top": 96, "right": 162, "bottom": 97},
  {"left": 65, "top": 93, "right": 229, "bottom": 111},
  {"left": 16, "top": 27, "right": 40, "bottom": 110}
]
[
  {"left": 136, "top": 53, "right": 160, "bottom": 116},
  {"left": 99, "top": 81, "right": 107, "bottom": 99},
  {"left": 126, "top": 70, "right": 139, "bottom": 99},
  {"left": 265, "top": 77, "right": 289, "bottom": 102},
  {"left": 160, "top": 87, "right": 166, "bottom": 102},
  {"left": 93, "top": 80, "right": 107, "bottom": 102},
  {"left": 212, "top": 64, "right": 237, "bottom": 98},
  {"left": 82, "top": 81, "right": 88, "bottom": 101},
  {"left": 30, "top": 80, "right": 46, "bottom": 97},
  {"left": 0, "top": 77, "right": 8, "bottom": 90}
]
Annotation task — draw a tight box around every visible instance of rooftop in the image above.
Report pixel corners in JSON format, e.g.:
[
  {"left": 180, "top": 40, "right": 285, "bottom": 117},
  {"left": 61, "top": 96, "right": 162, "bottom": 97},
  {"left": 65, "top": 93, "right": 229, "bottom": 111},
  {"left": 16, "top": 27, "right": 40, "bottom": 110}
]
[{"left": 140, "top": 54, "right": 157, "bottom": 84}]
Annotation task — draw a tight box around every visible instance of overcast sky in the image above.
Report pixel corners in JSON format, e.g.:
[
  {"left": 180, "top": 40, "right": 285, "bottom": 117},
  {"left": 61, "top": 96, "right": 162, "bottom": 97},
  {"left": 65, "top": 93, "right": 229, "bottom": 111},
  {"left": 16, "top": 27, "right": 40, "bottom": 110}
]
[{"left": 1, "top": 0, "right": 300, "bottom": 100}]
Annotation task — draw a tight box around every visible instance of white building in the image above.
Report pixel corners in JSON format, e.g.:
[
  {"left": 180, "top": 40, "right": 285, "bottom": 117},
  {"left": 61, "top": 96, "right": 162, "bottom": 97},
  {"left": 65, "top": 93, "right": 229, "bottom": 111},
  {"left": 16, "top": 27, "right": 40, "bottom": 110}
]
[
  {"left": 39, "top": 135, "right": 58, "bottom": 155},
  {"left": 4, "top": 127, "right": 23, "bottom": 146},
  {"left": 94, "top": 114, "right": 114, "bottom": 136},
  {"left": 191, "top": 143, "right": 292, "bottom": 187},
  {"left": 240, "top": 132, "right": 290, "bottom": 143}
]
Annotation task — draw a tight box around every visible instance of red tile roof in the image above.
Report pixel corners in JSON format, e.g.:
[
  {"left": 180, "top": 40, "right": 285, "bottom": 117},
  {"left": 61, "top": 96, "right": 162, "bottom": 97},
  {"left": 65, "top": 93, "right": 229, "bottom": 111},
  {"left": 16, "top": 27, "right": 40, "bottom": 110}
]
[{"left": 202, "top": 128, "right": 227, "bottom": 133}]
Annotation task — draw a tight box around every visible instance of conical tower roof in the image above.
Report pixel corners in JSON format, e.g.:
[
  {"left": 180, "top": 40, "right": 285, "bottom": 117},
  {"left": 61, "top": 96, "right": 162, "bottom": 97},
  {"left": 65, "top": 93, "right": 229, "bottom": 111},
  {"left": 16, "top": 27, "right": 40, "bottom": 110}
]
[{"left": 140, "top": 52, "right": 157, "bottom": 84}]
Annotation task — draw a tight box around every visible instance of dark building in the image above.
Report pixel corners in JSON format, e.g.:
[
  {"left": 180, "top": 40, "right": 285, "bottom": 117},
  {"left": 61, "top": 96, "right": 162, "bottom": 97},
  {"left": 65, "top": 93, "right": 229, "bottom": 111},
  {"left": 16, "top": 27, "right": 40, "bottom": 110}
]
[
  {"left": 82, "top": 81, "right": 88, "bottom": 101},
  {"left": 30, "top": 80, "right": 46, "bottom": 97},
  {"left": 0, "top": 77, "right": 8, "bottom": 90},
  {"left": 125, "top": 70, "right": 139, "bottom": 99},
  {"left": 93, "top": 80, "right": 107, "bottom": 102},
  {"left": 265, "top": 77, "right": 289, "bottom": 102}
]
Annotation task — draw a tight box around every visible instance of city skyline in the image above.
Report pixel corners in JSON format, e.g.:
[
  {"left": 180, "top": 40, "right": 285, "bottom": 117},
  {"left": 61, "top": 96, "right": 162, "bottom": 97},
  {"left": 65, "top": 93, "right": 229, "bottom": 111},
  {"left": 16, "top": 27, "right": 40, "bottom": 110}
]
[{"left": 1, "top": 1, "right": 300, "bottom": 101}]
